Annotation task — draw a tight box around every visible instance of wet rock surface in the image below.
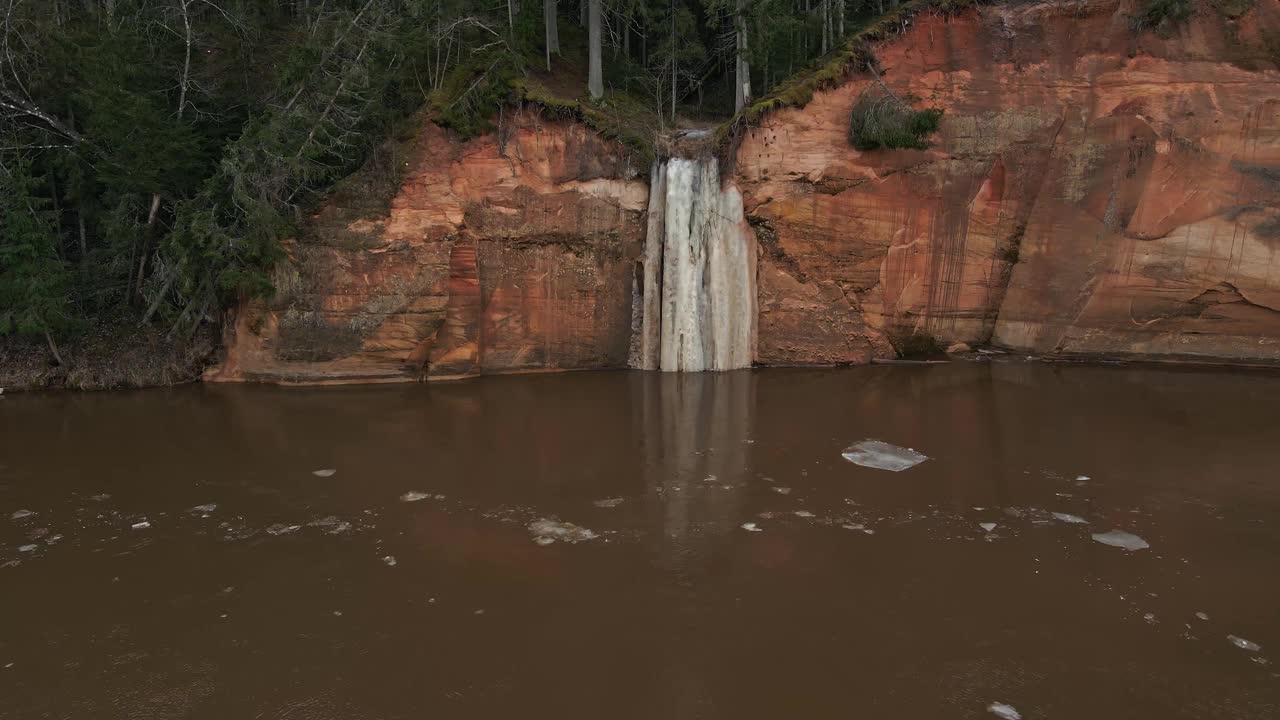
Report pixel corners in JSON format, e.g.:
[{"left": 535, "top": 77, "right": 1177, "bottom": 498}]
[{"left": 2, "top": 363, "right": 1279, "bottom": 718}]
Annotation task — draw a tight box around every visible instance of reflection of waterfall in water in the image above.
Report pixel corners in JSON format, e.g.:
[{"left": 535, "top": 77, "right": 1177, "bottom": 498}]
[
  {"left": 634, "top": 157, "right": 756, "bottom": 372},
  {"left": 634, "top": 370, "right": 755, "bottom": 719}
]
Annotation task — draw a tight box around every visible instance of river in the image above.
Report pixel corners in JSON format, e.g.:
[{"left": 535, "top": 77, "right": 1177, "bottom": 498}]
[{"left": 2, "top": 362, "right": 1278, "bottom": 718}]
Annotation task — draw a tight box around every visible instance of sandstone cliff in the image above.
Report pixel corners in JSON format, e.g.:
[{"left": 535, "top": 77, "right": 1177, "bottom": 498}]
[
  {"left": 210, "top": 113, "right": 648, "bottom": 383},
  {"left": 213, "top": 0, "right": 1280, "bottom": 384},
  {"left": 742, "top": 0, "right": 1280, "bottom": 364}
]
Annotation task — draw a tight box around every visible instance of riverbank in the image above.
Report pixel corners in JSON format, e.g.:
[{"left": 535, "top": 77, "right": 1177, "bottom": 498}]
[{"left": 0, "top": 323, "right": 216, "bottom": 392}]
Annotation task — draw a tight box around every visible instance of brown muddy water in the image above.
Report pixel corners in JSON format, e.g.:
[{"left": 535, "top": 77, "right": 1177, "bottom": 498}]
[{"left": 2, "top": 363, "right": 1279, "bottom": 719}]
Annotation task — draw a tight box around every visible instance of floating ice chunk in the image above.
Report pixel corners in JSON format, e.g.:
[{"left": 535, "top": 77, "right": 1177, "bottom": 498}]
[
  {"left": 312, "top": 469, "right": 337, "bottom": 478},
  {"left": 382, "top": 555, "right": 397, "bottom": 567},
  {"left": 17, "top": 544, "right": 37, "bottom": 552},
  {"left": 1229, "top": 635, "right": 1261, "bottom": 652},
  {"left": 528, "top": 519, "right": 598, "bottom": 544},
  {"left": 794, "top": 510, "right": 815, "bottom": 518},
  {"left": 400, "top": 492, "right": 430, "bottom": 503},
  {"left": 740, "top": 522, "right": 763, "bottom": 532},
  {"left": 131, "top": 521, "right": 151, "bottom": 530},
  {"left": 772, "top": 487, "right": 792, "bottom": 495},
  {"left": 1091, "top": 529, "right": 1149, "bottom": 551},
  {"left": 979, "top": 522, "right": 997, "bottom": 532},
  {"left": 1076, "top": 475, "right": 1090, "bottom": 482},
  {"left": 265, "top": 523, "right": 300, "bottom": 536},
  {"left": 534, "top": 536, "right": 556, "bottom": 546},
  {"left": 987, "top": 703, "right": 1021, "bottom": 720},
  {"left": 1195, "top": 611, "right": 1209, "bottom": 621},
  {"left": 841, "top": 523, "right": 865, "bottom": 531},
  {"left": 593, "top": 498, "right": 626, "bottom": 508},
  {"left": 190, "top": 504, "right": 217, "bottom": 514},
  {"left": 1252, "top": 656, "right": 1270, "bottom": 665},
  {"left": 842, "top": 440, "right": 928, "bottom": 472},
  {"left": 1144, "top": 613, "right": 1157, "bottom": 624},
  {"left": 91, "top": 494, "right": 110, "bottom": 502},
  {"left": 1052, "top": 512, "right": 1088, "bottom": 524},
  {"left": 11, "top": 510, "right": 34, "bottom": 520}
]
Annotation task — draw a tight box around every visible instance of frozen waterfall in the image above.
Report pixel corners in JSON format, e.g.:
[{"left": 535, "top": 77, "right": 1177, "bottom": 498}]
[{"left": 634, "top": 156, "right": 755, "bottom": 372}]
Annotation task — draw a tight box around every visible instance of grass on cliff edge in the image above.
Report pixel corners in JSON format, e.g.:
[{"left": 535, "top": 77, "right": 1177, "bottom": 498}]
[
  {"left": 713, "top": 0, "right": 977, "bottom": 154},
  {"left": 426, "top": 23, "right": 666, "bottom": 168}
]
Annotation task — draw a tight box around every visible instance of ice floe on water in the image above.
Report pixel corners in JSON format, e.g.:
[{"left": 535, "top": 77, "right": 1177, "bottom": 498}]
[
  {"left": 740, "top": 522, "right": 763, "bottom": 532},
  {"left": 1091, "top": 529, "right": 1149, "bottom": 551},
  {"left": 400, "top": 492, "right": 430, "bottom": 503},
  {"left": 131, "top": 521, "right": 151, "bottom": 530},
  {"left": 311, "top": 469, "right": 337, "bottom": 478},
  {"left": 1052, "top": 512, "right": 1088, "bottom": 524},
  {"left": 382, "top": 555, "right": 397, "bottom": 567},
  {"left": 11, "top": 510, "right": 34, "bottom": 520},
  {"left": 190, "top": 504, "right": 217, "bottom": 514},
  {"left": 987, "top": 702, "right": 1021, "bottom": 720},
  {"left": 265, "top": 523, "right": 301, "bottom": 536},
  {"left": 793, "top": 510, "right": 815, "bottom": 518},
  {"left": 1229, "top": 635, "right": 1262, "bottom": 652},
  {"left": 307, "top": 516, "right": 353, "bottom": 535},
  {"left": 528, "top": 519, "right": 598, "bottom": 545},
  {"left": 771, "top": 486, "right": 791, "bottom": 495},
  {"left": 1195, "top": 611, "right": 1209, "bottom": 621},
  {"left": 593, "top": 498, "right": 625, "bottom": 508},
  {"left": 18, "top": 544, "right": 37, "bottom": 553},
  {"left": 979, "top": 522, "right": 997, "bottom": 532},
  {"left": 841, "top": 440, "right": 928, "bottom": 472}
]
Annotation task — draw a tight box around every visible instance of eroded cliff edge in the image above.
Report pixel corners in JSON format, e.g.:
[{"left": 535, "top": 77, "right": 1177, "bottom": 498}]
[{"left": 213, "top": 0, "right": 1280, "bottom": 384}]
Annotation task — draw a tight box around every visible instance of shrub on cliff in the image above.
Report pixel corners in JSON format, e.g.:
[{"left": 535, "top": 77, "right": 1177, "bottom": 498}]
[
  {"left": 1130, "top": 0, "right": 1194, "bottom": 34},
  {"left": 847, "top": 87, "right": 943, "bottom": 151}
]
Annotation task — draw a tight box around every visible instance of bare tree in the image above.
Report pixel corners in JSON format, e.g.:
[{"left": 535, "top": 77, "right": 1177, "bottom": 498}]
[
  {"left": 544, "top": 0, "right": 559, "bottom": 71},
  {"left": 587, "top": 0, "right": 602, "bottom": 98},
  {"left": 734, "top": 0, "right": 749, "bottom": 113}
]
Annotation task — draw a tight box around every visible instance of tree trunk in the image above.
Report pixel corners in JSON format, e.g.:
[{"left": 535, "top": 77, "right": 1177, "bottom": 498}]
[
  {"left": 77, "top": 212, "right": 88, "bottom": 274},
  {"left": 544, "top": 0, "right": 554, "bottom": 71},
  {"left": 44, "top": 329, "right": 64, "bottom": 367},
  {"left": 734, "top": 0, "right": 751, "bottom": 114},
  {"left": 822, "top": 0, "right": 830, "bottom": 55},
  {"left": 670, "top": 0, "right": 676, "bottom": 122},
  {"left": 838, "top": 0, "right": 845, "bottom": 37},
  {"left": 587, "top": 0, "right": 603, "bottom": 99},
  {"left": 548, "top": 0, "right": 559, "bottom": 52}
]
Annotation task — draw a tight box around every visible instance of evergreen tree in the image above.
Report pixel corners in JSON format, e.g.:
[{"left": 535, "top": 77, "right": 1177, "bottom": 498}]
[{"left": 0, "top": 163, "right": 74, "bottom": 364}]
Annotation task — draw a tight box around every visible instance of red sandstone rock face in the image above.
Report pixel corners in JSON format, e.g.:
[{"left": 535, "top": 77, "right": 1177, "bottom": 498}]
[
  {"left": 210, "top": 113, "right": 647, "bottom": 384},
  {"left": 737, "top": 0, "right": 1280, "bottom": 364},
  {"left": 215, "top": 0, "right": 1280, "bottom": 385}
]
